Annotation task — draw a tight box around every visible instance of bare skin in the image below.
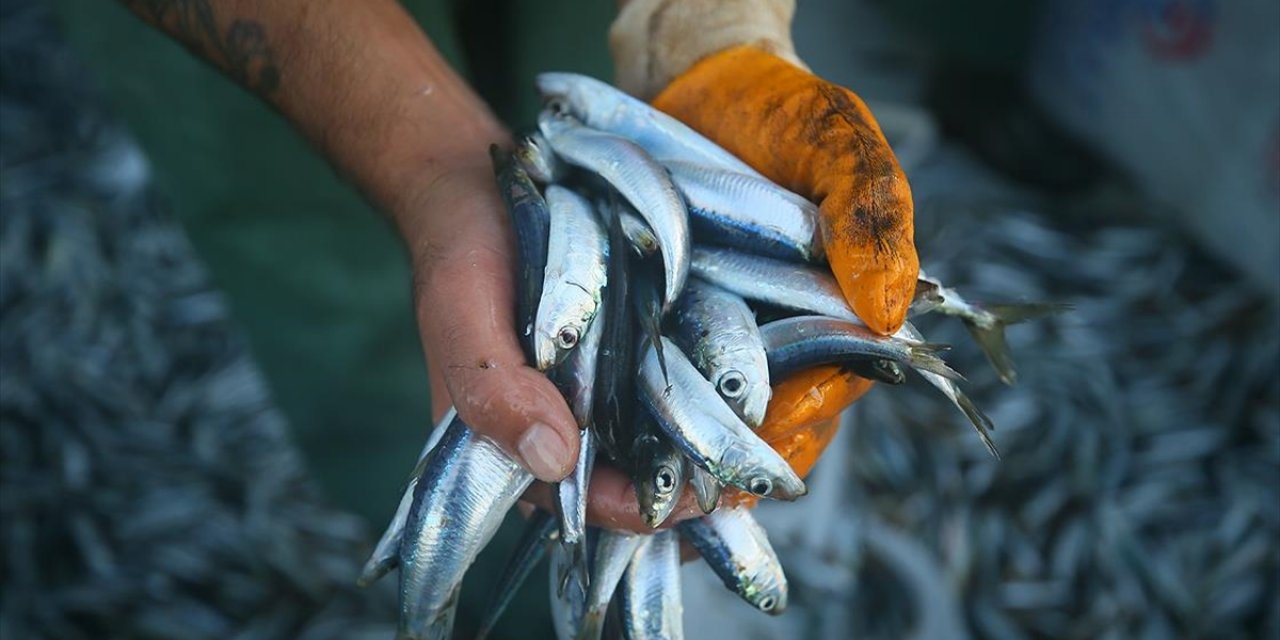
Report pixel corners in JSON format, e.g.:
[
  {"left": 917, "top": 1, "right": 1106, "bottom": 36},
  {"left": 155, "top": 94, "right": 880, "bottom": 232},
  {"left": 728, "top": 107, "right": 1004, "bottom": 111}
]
[{"left": 120, "top": 0, "right": 673, "bottom": 531}]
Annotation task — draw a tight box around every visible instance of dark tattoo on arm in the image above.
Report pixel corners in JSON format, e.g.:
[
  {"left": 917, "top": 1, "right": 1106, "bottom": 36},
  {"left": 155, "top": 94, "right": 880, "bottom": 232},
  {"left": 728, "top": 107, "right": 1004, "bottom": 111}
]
[{"left": 122, "top": 0, "right": 281, "bottom": 96}]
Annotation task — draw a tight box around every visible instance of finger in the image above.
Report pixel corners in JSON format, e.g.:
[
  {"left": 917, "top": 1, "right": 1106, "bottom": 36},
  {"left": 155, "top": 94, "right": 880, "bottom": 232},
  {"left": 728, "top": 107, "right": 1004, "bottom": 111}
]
[
  {"left": 409, "top": 167, "right": 579, "bottom": 482},
  {"left": 521, "top": 464, "right": 703, "bottom": 534}
]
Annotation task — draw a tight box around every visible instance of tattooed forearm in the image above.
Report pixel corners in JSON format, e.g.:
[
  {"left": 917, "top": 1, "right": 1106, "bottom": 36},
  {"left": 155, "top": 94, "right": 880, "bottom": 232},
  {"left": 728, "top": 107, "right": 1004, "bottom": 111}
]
[{"left": 121, "top": 0, "right": 280, "bottom": 96}]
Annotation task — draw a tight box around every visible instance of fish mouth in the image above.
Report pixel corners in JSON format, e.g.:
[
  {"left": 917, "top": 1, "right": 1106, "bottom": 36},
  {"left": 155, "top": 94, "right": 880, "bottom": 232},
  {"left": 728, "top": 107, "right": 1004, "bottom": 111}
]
[{"left": 740, "top": 386, "right": 771, "bottom": 429}]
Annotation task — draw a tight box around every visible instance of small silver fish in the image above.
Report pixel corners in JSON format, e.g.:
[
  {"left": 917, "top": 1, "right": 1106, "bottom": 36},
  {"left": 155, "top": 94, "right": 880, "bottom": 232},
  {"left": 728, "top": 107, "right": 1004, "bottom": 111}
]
[
  {"left": 618, "top": 204, "right": 659, "bottom": 258},
  {"left": 358, "top": 407, "right": 456, "bottom": 587},
  {"left": 618, "top": 531, "right": 684, "bottom": 640},
  {"left": 758, "top": 315, "right": 962, "bottom": 382},
  {"left": 549, "top": 541, "right": 589, "bottom": 640},
  {"left": 690, "top": 246, "right": 860, "bottom": 322},
  {"left": 535, "top": 72, "right": 762, "bottom": 177},
  {"left": 535, "top": 185, "right": 608, "bottom": 370},
  {"left": 666, "top": 161, "right": 822, "bottom": 262},
  {"left": 669, "top": 278, "right": 771, "bottom": 428},
  {"left": 688, "top": 464, "right": 722, "bottom": 514},
  {"left": 578, "top": 529, "right": 646, "bottom": 640},
  {"left": 629, "top": 414, "right": 688, "bottom": 528},
  {"left": 915, "top": 270, "right": 1070, "bottom": 384},
  {"left": 397, "top": 417, "right": 534, "bottom": 640},
  {"left": 538, "top": 111, "right": 690, "bottom": 310},
  {"left": 678, "top": 506, "right": 788, "bottom": 615},
  {"left": 899, "top": 322, "right": 1001, "bottom": 459},
  {"left": 514, "top": 132, "right": 564, "bottom": 184},
  {"left": 639, "top": 336, "right": 805, "bottom": 501}
]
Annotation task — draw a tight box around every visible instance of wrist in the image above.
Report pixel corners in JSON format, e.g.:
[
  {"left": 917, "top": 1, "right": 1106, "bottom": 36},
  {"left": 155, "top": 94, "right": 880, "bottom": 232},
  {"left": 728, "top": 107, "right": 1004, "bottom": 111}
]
[{"left": 609, "top": 0, "right": 804, "bottom": 99}]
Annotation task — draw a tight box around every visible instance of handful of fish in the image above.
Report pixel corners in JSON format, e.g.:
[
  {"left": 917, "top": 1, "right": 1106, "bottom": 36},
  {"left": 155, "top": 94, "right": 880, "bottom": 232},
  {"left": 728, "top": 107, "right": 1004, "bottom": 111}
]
[{"left": 363, "top": 73, "right": 1065, "bottom": 640}]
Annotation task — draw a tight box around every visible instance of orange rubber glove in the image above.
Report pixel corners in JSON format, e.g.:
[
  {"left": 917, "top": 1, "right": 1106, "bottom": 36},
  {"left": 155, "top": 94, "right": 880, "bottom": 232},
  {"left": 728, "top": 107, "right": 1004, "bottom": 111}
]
[{"left": 612, "top": 0, "right": 918, "bottom": 486}]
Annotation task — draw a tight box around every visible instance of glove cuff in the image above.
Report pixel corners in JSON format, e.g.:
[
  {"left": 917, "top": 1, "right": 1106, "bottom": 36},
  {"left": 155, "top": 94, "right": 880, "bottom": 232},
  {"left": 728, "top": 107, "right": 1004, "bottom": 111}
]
[{"left": 609, "top": 0, "right": 804, "bottom": 100}]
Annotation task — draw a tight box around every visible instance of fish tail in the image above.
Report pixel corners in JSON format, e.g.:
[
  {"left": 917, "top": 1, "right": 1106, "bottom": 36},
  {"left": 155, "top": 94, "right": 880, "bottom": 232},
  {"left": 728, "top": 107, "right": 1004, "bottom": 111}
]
[
  {"left": 955, "top": 389, "right": 1001, "bottom": 459},
  {"left": 969, "top": 302, "right": 1071, "bottom": 385},
  {"left": 355, "top": 555, "right": 395, "bottom": 588},
  {"left": 906, "top": 343, "right": 965, "bottom": 382}
]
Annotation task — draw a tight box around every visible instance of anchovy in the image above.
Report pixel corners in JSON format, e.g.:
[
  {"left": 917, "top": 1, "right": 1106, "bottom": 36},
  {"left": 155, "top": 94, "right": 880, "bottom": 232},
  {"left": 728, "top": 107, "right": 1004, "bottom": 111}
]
[
  {"left": 618, "top": 531, "right": 684, "bottom": 640},
  {"left": 669, "top": 279, "right": 771, "bottom": 428},
  {"left": 578, "top": 530, "right": 646, "bottom": 640},
  {"left": 690, "top": 246, "right": 860, "bottom": 323},
  {"left": 535, "top": 72, "right": 762, "bottom": 177},
  {"left": 514, "top": 132, "right": 564, "bottom": 184},
  {"left": 549, "top": 540, "right": 589, "bottom": 640},
  {"left": 534, "top": 185, "right": 608, "bottom": 370},
  {"left": 666, "top": 161, "right": 822, "bottom": 262},
  {"left": 759, "top": 315, "right": 962, "bottom": 381},
  {"left": 358, "top": 407, "right": 457, "bottom": 587},
  {"left": 475, "top": 511, "right": 558, "bottom": 640},
  {"left": 593, "top": 211, "right": 638, "bottom": 461},
  {"left": 550, "top": 301, "right": 603, "bottom": 578},
  {"left": 688, "top": 463, "right": 722, "bottom": 514},
  {"left": 678, "top": 506, "right": 788, "bottom": 615},
  {"left": 557, "top": 426, "right": 596, "bottom": 595},
  {"left": 846, "top": 358, "right": 908, "bottom": 385},
  {"left": 491, "top": 146, "right": 551, "bottom": 362},
  {"left": 397, "top": 417, "right": 534, "bottom": 640},
  {"left": 558, "top": 298, "right": 606, "bottom": 428},
  {"left": 899, "top": 322, "right": 1001, "bottom": 459},
  {"left": 639, "top": 336, "right": 806, "bottom": 500},
  {"left": 914, "top": 270, "right": 1070, "bottom": 384},
  {"left": 538, "top": 111, "right": 690, "bottom": 309},
  {"left": 629, "top": 256, "right": 667, "bottom": 380},
  {"left": 628, "top": 412, "right": 688, "bottom": 528}
]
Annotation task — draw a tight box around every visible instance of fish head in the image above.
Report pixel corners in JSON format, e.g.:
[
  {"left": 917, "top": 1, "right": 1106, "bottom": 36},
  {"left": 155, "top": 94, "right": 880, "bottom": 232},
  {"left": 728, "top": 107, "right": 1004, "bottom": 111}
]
[
  {"left": 533, "top": 283, "right": 597, "bottom": 371},
  {"left": 633, "top": 439, "right": 686, "bottom": 528},
  {"left": 718, "top": 442, "right": 807, "bottom": 501},
  {"left": 716, "top": 368, "right": 771, "bottom": 429},
  {"left": 514, "top": 133, "right": 560, "bottom": 184},
  {"left": 743, "top": 572, "right": 789, "bottom": 615}
]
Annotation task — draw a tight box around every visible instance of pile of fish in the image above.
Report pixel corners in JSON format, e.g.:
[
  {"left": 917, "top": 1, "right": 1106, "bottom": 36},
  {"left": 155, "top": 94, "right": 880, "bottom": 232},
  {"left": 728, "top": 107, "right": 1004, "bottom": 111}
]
[{"left": 359, "top": 73, "right": 1061, "bottom": 640}]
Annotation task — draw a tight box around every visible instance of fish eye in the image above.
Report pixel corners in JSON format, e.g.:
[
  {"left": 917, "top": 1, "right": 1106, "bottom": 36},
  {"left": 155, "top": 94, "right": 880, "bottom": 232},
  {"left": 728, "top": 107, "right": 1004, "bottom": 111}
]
[
  {"left": 655, "top": 467, "right": 676, "bottom": 495},
  {"left": 749, "top": 477, "right": 772, "bottom": 496},
  {"left": 759, "top": 596, "right": 776, "bottom": 612},
  {"left": 556, "top": 326, "right": 580, "bottom": 350},
  {"left": 717, "top": 371, "right": 747, "bottom": 399}
]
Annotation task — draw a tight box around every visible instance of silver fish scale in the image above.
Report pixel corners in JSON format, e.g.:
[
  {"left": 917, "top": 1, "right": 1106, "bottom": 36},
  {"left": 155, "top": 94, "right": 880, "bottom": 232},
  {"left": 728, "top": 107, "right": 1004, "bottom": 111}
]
[
  {"left": 690, "top": 246, "right": 859, "bottom": 322},
  {"left": 670, "top": 279, "right": 771, "bottom": 428},
  {"left": 618, "top": 531, "right": 684, "bottom": 640},
  {"left": 398, "top": 419, "right": 534, "bottom": 640},
  {"left": 666, "top": 160, "right": 822, "bottom": 262},
  {"left": 680, "top": 506, "right": 787, "bottom": 615}
]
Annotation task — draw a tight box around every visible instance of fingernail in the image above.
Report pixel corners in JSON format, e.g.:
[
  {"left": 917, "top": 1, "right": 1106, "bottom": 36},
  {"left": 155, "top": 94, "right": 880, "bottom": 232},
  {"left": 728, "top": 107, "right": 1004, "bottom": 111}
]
[{"left": 518, "top": 422, "right": 569, "bottom": 481}]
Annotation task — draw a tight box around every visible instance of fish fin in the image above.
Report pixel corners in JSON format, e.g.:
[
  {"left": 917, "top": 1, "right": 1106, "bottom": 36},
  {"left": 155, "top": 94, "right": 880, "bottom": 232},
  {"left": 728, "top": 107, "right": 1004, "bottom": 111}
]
[
  {"left": 955, "top": 388, "right": 1001, "bottom": 459},
  {"left": 905, "top": 343, "right": 966, "bottom": 382},
  {"left": 691, "top": 465, "right": 722, "bottom": 514},
  {"left": 967, "top": 302, "right": 1072, "bottom": 385},
  {"left": 355, "top": 554, "right": 396, "bottom": 588},
  {"left": 910, "top": 279, "right": 944, "bottom": 314}
]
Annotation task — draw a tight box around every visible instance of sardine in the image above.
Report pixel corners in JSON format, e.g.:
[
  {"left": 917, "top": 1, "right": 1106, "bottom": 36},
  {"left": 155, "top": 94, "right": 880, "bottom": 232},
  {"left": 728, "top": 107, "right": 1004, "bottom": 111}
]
[
  {"left": 538, "top": 111, "right": 690, "bottom": 309},
  {"left": 669, "top": 279, "right": 771, "bottom": 428},
  {"left": 639, "top": 336, "right": 806, "bottom": 500},
  {"left": 357, "top": 407, "right": 457, "bottom": 587},
  {"left": 515, "top": 132, "right": 564, "bottom": 184},
  {"left": 678, "top": 506, "right": 788, "bottom": 615},
  {"left": 759, "top": 315, "right": 961, "bottom": 381},
  {"left": 628, "top": 412, "right": 688, "bottom": 528},
  {"left": 618, "top": 531, "right": 684, "bottom": 640},
  {"left": 578, "top": 530, "right": 647, "bottom": 640},
  {"left": 690, "top": 247, "right": 860, "bottom": 323},
  {"left": 535, "top": 72, "right": 761, "bottom": 177},
  {"left": 535, "top": 185, "right": 608, "bottom": 370},
  {"left": 915, "top": 270, "right": 1070, "bottom": 384},
  {"left": 475, "top": 510, "right": 558, "bottom": 640},
  {"left": 491, "top": 146, "right": 551, "bottom": 362},
  {"left": 899, "top": 322, "right": 1001, "bottom": 459},
  {"left": 397, "top": 417, "right": 534, "bottom": 640},
  {"left": 666, "top": 161, "right": 821, "bottom": 262},
  {"left": 689, "top": 463, "right": 722, "bottom": 514},
  {"left": 550, "top": 540, "right": 589, "bottom": 640}
]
